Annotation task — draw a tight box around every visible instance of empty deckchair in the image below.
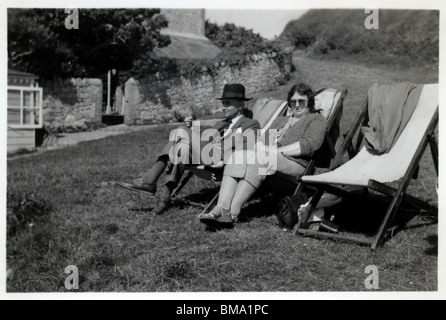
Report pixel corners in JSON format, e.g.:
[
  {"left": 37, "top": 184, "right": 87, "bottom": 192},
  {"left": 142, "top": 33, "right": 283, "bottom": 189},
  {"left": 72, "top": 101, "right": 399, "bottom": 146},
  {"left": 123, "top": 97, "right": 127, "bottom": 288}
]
[
  {"left": 171, "top": 88, "right": 348, "bottom": 217},
  {"left": 294, "top": 83, "right": 438, "bottom": 250}
]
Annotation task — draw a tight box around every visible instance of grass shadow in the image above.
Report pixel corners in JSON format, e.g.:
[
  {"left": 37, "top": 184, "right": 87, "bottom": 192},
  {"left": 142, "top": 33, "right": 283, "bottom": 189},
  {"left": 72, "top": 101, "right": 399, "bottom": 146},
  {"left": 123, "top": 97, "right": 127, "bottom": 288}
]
[
  {"left": 327, "top": 192, "right": 438, "bottom": 241},
  {"left": 238, "top": 194, "right": 283, "bottom": 223},
  {"left": 424, "top": 235, "right": 438, "bottom": 256}
]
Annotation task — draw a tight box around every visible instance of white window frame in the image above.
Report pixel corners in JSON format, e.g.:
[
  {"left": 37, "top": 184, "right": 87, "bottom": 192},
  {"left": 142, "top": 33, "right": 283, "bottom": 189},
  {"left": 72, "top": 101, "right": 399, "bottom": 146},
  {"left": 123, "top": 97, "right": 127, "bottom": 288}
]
[{"left": 7, "top": 85, "right": 43, "bottom": 129}]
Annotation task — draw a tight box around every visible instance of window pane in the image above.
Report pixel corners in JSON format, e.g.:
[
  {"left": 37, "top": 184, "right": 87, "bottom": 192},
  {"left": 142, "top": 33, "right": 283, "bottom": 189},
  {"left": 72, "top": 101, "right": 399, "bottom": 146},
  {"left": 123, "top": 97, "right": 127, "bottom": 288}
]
[
  {"left": 23, "top": 91, "right": 32, "bottom": 107},
  {"left": 7, "top": 109, "right": 21, "bottom": 125},
  {"left": 33, "top": 91, "right": 40, "bottom": 107},
  {"left": 7, "top": 89, "right": 21, "bottom": 107},
  {"left": 22, "top": 109, "right": 36, "bottom": 125}
]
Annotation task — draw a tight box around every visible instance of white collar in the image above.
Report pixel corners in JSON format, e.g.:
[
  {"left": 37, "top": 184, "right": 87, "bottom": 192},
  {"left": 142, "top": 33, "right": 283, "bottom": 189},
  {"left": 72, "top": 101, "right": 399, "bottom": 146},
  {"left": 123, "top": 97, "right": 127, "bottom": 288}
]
[{"left": 230, "top": 114, "right": 243, "bottom": 125}]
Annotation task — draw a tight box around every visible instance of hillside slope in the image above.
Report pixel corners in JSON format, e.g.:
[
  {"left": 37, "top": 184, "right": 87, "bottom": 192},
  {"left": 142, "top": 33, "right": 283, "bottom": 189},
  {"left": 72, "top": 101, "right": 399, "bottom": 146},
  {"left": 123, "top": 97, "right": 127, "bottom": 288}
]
[{"left": 281, "top": 9, "right": 439, "bottom": 66}]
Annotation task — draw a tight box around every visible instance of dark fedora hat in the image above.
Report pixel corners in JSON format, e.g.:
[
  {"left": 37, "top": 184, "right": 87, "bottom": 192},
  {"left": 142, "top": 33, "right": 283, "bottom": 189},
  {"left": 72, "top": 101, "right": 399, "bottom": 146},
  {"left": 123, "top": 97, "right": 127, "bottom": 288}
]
[{"left": 217, "top": 83, "right": 252, "bottom": 101}]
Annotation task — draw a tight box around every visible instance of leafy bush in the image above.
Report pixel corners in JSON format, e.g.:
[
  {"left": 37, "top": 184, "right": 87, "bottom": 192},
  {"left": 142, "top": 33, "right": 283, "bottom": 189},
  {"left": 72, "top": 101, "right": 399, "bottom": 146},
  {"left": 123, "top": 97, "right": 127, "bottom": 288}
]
[{"left": 205, "top": 21, "right": 293, "bottom": 69}]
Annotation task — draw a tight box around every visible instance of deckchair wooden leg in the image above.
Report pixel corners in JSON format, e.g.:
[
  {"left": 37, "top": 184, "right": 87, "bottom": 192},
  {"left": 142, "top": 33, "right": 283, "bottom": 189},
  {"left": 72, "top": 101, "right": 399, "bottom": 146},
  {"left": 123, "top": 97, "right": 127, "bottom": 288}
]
[
  {"left": 372, "top": 109, "right": 438, "bottom": 250},
  {"left": 294, "top": 189, "right": 324, "bottom": 234},
  {"left": 199, "top": 192, "right": 220, "bottom": 215},
  {"left": 293, "top": 161, "right": 316, "bottom": 196},
  {"left": 368, "top": 180, "right": 435, "bottom": 212},
  {"left": 372, "top": 132, "right": 433, "bottom": 250},
  {"left": 371, "top": 191, "right": 406, "bottom": 250},
  {"left": 297, "top": 229, "right": 373, "bottom": 246},
  {"left": 170, "top": 171, "right": 194, "bottom": 198},
  {"left": 428, "top": 133, "right": 439, "bottom": 176},
  {"left": 331, "top": 99, "right": 368, "bottom": 169},
  {"left": 347, "top": 140, "right": 356, "bottom": 160}
]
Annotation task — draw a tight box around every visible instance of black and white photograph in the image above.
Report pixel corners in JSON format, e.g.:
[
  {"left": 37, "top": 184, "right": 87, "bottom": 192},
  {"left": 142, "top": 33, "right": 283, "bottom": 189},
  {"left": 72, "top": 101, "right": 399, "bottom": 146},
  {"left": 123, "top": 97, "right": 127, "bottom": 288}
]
[{"left": 1, "top": 0, "right": 444, "bottom": 301}]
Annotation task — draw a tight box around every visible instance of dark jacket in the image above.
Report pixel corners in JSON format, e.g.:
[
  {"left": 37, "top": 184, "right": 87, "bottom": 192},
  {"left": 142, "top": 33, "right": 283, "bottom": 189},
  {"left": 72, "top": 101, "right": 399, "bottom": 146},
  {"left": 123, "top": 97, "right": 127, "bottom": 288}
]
[
  {"left": 162, "top": 115, "right": 260, "bottom": 161},
  {"left": 214, "top": 116, "right": 260, "bottom": 135},
  {"left": 215, "top": 116, "right": 260, "bottom": 156}
]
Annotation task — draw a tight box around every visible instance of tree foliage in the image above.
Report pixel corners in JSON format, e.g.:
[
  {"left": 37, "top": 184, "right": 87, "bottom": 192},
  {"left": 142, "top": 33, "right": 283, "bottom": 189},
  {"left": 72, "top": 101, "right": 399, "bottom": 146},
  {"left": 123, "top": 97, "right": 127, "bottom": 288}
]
[{"left": 8, "top": 9, "right": 171, "bottom": 79}]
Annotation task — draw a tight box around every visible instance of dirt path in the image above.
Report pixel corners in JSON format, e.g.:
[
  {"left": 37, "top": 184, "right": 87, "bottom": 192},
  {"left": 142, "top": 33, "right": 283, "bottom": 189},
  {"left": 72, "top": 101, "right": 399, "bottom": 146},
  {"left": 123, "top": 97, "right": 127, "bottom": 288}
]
[{"left": 7, "top": 120, "right": 220, "bottom": 161}]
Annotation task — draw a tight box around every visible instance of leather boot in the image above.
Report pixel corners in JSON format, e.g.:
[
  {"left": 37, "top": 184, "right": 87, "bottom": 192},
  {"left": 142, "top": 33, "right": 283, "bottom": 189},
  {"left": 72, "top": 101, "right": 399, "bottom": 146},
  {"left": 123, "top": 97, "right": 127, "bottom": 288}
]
[{"left": 152, "top": 183, "right": 174, "bottom": 215}]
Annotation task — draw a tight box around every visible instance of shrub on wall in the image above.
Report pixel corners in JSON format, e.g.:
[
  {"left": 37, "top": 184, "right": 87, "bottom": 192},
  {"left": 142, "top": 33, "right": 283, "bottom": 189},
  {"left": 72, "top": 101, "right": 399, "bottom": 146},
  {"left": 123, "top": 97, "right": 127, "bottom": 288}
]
[{"left": 124, "top": 21, "right": 293, "bottom": 82}]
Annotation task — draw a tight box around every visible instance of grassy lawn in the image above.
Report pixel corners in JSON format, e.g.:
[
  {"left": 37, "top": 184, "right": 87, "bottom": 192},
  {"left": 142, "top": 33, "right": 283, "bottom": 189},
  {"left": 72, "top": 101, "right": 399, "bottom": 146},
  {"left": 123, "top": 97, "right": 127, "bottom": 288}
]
[{"left": 6, "top": 56, "right": 438, "bottom": 293}]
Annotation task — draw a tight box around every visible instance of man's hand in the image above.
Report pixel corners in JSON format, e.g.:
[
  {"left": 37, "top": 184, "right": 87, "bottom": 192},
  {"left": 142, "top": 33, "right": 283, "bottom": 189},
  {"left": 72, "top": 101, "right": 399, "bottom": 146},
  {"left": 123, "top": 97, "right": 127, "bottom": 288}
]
[
  {"left": 184, "top": 116, "right": 194, "bottom": 127},
  {"left": 210, "top": 161, "right": 224, "bottom": 169},
  {"left": 211, "top": 173, "right": 223, "bottom": 182}
]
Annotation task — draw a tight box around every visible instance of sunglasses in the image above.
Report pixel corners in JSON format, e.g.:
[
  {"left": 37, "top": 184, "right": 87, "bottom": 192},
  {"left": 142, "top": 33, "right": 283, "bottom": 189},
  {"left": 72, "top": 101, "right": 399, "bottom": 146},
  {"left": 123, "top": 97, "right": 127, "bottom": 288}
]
[{"left": 289, "top": 99, "right": 308, "bottom": 108}]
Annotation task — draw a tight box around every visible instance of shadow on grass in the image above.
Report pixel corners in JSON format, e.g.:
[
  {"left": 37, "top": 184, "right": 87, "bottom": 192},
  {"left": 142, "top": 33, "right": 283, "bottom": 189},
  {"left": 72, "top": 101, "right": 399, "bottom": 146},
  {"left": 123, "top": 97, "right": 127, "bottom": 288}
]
[
  {"left": 174, "top": 182, "right": 438, "bottom": 245},
  {"left": 181, "top": 187, "right": 220, "bottom": 204},
  {"left": 424, "top": 235, "right": 438, "bottom": 256},
  {"left": 319, "top": 193, "right": 438, "bottom": 243},
  {"left": 238, "top": 194, "right": 284, "bottom": 223}
]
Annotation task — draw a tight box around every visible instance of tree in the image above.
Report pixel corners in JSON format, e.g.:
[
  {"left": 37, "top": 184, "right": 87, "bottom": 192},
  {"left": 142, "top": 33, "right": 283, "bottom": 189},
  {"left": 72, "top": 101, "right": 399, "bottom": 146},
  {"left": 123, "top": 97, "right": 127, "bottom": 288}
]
[{"left": 8, "top": 9, "right": 171, "bottom": 80}]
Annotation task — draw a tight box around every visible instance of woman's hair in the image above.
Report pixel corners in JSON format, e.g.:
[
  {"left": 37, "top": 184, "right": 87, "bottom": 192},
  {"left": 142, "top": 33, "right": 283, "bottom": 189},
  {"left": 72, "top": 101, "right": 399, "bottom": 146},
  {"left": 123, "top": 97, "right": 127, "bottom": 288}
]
[{"left": 287, "top": 83, "right": 316, "bottom": 113}]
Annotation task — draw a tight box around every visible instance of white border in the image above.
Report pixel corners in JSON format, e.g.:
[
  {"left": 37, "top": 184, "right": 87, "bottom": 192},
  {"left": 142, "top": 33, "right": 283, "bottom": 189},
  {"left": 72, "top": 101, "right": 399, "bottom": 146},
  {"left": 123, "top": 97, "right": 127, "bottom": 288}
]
[{"left": 1, "top": 0, "right": 444, "bottom": 301}]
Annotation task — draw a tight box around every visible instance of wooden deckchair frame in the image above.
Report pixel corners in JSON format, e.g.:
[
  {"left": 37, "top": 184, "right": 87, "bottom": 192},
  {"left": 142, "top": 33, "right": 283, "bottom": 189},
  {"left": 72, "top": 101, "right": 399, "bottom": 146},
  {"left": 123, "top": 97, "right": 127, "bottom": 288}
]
[
  {"left": 170, "top": 88, "right": 349, "bottom": 216},
  {"left": 294, "top": 91, "right": 439, "bottom": 250}
]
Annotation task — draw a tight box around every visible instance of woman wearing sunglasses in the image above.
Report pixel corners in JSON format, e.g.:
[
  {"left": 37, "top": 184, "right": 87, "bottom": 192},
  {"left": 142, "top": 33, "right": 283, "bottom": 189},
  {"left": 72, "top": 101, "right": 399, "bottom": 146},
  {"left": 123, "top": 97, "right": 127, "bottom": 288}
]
[{"left": 199, "top": 83, "right": 327, "bottom": 228}]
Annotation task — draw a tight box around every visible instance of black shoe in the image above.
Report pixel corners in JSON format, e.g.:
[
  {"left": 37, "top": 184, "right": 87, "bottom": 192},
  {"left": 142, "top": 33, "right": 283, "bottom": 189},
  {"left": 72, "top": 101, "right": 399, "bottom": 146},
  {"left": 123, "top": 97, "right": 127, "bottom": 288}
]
[
  {"left": 152, "top": 199, "right": 171, "bottom": 215},
  {"left": 199, "top": 212, "right": 235, "bottom": 229},
  {"left": 116, "top": 178, "right": 156, "bottom": 195}
]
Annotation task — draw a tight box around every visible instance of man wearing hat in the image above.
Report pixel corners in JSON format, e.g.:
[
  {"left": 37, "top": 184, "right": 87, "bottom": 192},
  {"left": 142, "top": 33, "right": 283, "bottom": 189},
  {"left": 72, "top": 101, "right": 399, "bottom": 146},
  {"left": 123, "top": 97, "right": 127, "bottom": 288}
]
[{"left": 117, "top": 83, "right": 260, "bottom": 215}]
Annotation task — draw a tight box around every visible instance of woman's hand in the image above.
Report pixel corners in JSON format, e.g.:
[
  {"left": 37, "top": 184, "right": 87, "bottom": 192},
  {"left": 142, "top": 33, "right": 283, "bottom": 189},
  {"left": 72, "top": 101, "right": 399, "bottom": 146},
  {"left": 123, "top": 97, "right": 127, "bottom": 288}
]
[
  {"left": 277, "top": 142, "right": 302, "bottom": 157},
  {"left": 254, "top": 141, "right": 266, "bottom": 153}
]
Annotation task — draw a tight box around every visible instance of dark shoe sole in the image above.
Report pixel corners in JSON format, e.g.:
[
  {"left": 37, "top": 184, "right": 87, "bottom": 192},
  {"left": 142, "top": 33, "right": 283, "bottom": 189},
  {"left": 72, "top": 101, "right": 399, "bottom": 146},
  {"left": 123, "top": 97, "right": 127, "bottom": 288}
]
[
  {"left": 116, "top": 181, "right": 156, "bottom": 195},
  {"left": 199, "top": 216, "right": 234, "bottom": 229}
]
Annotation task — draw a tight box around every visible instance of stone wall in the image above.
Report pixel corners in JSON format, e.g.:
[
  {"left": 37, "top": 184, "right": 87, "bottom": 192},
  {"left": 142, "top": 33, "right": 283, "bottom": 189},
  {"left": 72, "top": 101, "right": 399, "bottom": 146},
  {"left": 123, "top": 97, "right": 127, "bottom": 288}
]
[
  {"left": 41, "top": 78, "right": 103, "bottom": 132},
  {"left": 124, "top": 53, "right": 292, "bottom": 125}
]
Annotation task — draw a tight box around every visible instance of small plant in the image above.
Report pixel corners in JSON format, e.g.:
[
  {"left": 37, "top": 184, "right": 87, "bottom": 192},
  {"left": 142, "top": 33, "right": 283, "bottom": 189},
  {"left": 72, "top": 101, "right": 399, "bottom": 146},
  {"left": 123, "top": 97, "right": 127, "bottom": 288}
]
[{"left": 7, "top": 191, "right": 52, "bottom": 238}]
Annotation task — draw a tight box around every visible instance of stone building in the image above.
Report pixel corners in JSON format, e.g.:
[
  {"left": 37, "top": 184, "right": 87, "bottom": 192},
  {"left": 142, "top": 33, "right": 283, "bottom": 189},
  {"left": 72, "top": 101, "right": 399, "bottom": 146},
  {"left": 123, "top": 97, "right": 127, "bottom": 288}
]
[{"left": 155, "top": 9, "right": 221, "bottom": 59}]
